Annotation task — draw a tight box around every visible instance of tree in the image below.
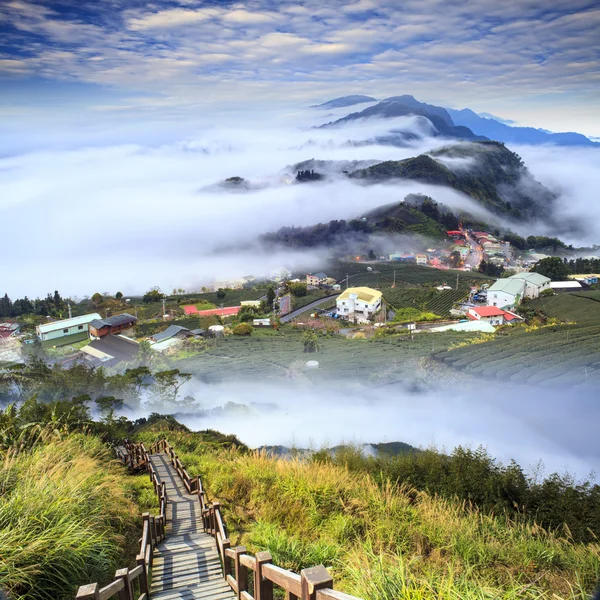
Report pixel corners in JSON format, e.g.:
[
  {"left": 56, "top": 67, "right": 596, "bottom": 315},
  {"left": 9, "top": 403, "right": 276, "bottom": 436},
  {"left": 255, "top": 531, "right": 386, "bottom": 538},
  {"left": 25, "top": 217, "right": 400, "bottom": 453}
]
[
  {"left": 115, "top": 291, "right": 123, "bottom": 300},
  {"left": 301, "top": 330, "right": 320, "bottom": 353},
  {"left": 266, "top": 287, "right": 276, "bottom": 308},
  {"left": 448, "top": 251, "right": 462, "bottom": 269},
  {"left": 91, "top": 292, "right": 103, "bottom": 305},
  {"left": 95, "top": 396, "right": 124, "bottom": 423},
  {"left": 233, "top": 323, "right": 253, "bottom": 336},
  {"left": 154, "top": 369, "right": 192, "bottom": 404},
  {"left": 124, "top": 366, "right": 151, "bottom": 395},
  {"left": 288, "top": 282, "right": 308, "bottom": 297},
  {"left": 143, "top": 288, "right": 165, "bottom": 303},
  {"left": 531, "top": 257, "right": 571, "bottom": 281},
  {"left": 136, "top": 340, "right": 153, "bottom": 365},
  {"left": 216, "top": 288, "right": 226, "bottom": 300},
  {"left": 368, "top": 249, "right": 376, "bottom": 260}
]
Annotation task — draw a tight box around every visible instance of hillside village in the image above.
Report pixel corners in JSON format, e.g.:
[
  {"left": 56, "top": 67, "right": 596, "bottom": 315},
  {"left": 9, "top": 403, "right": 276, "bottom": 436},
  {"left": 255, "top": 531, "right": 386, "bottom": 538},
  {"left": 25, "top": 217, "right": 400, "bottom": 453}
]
[{"left": 1, "top": 225, "right": 599, "bottom": 386}]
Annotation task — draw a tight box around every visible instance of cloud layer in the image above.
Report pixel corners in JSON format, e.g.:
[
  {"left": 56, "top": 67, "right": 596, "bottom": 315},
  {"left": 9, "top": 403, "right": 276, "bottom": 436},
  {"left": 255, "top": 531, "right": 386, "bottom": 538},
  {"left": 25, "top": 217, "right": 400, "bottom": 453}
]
[{"left": 0, "top": 0, "right": 599, "bottom": 134}]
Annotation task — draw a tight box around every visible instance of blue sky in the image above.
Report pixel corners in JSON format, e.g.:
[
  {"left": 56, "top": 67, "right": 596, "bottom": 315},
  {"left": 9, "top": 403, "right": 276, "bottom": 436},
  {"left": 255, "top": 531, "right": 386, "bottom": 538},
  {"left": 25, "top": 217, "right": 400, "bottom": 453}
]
[{"left": 1, "top": 0, "right": 599, "bottom": 134}]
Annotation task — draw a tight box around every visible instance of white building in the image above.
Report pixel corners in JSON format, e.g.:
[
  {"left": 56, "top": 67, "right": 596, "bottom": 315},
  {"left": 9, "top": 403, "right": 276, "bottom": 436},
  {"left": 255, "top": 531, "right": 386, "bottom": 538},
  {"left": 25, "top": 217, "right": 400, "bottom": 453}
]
[
  {"left": 509, "top": 272, "right": 551, "bottom": 298},
  {"left": 486, "top": 279, "right": 526, "bottom": 309},
  {"left": 36, "top": 313, "right": 102, "bottom": 346},
  {"left": 336, "top": 287, "right": 382, "bottom": 322}
]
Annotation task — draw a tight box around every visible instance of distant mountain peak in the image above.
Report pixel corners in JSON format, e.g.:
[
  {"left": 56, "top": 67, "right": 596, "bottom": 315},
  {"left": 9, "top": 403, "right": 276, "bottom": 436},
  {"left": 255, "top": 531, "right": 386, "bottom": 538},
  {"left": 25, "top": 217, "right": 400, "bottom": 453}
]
[{"left": 311, "top": 95, "right": 377, "bottom": 109}]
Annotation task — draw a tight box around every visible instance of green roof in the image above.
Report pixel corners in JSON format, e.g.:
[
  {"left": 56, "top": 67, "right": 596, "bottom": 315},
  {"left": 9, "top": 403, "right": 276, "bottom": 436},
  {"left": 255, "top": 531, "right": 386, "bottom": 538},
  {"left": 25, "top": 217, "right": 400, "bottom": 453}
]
[
  {"left": 488, "top": 279, "right": 526, "bottom": 296},
  {"left": 508, "top": 272, "right": 550, "bottom": 285}
]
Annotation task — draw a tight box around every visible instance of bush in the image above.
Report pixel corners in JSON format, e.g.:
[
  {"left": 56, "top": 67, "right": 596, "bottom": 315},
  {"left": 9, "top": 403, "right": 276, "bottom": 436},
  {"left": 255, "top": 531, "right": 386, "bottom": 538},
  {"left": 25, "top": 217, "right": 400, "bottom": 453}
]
[
  {"left": 288, "top": 283, "right": 308, "bottom": 297},
  {"left": 233, "top": 323, "right": 253, "bottom": 336}
]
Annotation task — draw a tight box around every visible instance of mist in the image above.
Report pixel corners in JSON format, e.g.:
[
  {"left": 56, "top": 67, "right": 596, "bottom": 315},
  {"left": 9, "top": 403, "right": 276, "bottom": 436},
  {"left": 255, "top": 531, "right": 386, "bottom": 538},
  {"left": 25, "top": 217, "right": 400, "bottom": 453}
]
[
  {"left": 131, "top": 378, "right": 600, "bottom": 480},
  {"left": 1, "top": 107, "right": 599, "bottom": 298}
]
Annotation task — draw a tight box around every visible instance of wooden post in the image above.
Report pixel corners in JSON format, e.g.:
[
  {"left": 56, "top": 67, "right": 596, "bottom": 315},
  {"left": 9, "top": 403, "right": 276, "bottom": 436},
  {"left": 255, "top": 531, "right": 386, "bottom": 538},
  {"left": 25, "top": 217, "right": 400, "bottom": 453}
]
[
  {"left": 233, "top": 546, "right": 248, "bottom": 599},
  {"left": 150, "top": 515, "right": 157, "bottom": 545},
  {"left": 210, "top": 503, "right": 216, "bottom": 536},
  {"left": 142, "top": 513, "right": 152, "bottom": 551},
  {"left": 255, "top": 551, "right": 273, "bottom": 600},
  {"left": 115, "top": 568, "right": 134, "bottom": 600},
  {"left": 213, "top": 501, "right": 221, "bottom": 535},
  {"left": 136, "top": 553, "right": 149, "bottom": 595},
  {"left": 75, "top": 583, "right": 100, "bottom": 599},
  {"left": 222, "top": 539, "right": 231, "bottom": 579},
  {"left": 301, "top": 567, "right": 333, "bottom": 600}
]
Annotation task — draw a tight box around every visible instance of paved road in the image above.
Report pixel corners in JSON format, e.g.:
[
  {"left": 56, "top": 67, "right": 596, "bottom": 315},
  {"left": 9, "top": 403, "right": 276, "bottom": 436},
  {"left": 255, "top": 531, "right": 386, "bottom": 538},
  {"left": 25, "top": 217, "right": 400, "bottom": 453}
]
[
  {"left": 280, "top": 294, "right": 339, "bottom": 323},
  {"left": 463, "top": 229, "right": 484, "bottom": 269}
]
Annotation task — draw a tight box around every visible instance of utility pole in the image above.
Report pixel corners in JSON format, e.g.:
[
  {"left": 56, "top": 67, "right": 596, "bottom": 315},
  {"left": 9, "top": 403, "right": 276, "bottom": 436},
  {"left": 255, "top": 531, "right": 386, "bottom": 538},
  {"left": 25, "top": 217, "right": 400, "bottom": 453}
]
[
  {"left": 346, "top": 273, "right": 349, "bottom": 289},
  {"left": 68, "top": 303, "right": 72, "bottom": 319},
  {"left": 162, "top": 298, "right": 166, "bottom": 318},
  {"left": 456, "top": 273, "right": 459, "bottom": 290},
  {"left": 393, "top": 270, "right": 396, "bottom": 288}
]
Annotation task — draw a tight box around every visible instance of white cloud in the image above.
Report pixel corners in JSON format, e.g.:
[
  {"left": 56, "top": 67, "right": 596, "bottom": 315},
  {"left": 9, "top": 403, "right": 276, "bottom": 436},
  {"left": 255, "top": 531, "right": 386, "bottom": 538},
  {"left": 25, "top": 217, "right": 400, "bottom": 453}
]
[{"left": 127, "top": 7, "right": 220, "bottom": 30}]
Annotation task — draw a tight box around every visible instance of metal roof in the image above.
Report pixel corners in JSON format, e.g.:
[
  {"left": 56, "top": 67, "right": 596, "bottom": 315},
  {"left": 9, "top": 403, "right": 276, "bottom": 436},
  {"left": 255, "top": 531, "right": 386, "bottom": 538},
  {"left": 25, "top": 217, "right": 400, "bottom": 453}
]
[
  {"left": 487, "top": 279, "right": 526, "bottom": 296},
  {"left": 337, "top": 287, "right": 382, "bottom": 304},
  {"left": 312, "top": 272, "right": 328, "bottom": 279},
  {"left": 90, "top": 313, "right": 137, "bottom": 329},
  {"left": 38, "top": 313, "right": 101, "bottom": 334},
  {"left": 508, "top": 272, "right": 551, "bottom": 286},
  {"left": 151, "top": 325, "right": 190, "bottom": 343}
]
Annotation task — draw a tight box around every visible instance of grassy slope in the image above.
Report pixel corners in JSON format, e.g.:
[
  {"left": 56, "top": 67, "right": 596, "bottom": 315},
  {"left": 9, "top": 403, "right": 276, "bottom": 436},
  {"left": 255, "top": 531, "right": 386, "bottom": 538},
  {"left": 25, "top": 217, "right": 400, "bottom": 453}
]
[
  {"left": 132, "top": 433, "right": 600, "bottom": 599},
  {"left": 434, "top": 293, "right": 600, "bottom": 386},
  {"left": 0, "top": 435, "right": 156, "bottom": 600}
]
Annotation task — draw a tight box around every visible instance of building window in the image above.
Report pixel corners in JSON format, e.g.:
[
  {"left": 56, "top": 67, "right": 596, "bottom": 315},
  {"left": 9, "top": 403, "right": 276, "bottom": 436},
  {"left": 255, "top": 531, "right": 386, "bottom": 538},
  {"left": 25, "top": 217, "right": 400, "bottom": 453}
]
[
  {"left": 63, "top": 329, "right": 69, "bottom": 334},
  {"left": 78, "top": 325, "right": 83, "bottom": 330}
]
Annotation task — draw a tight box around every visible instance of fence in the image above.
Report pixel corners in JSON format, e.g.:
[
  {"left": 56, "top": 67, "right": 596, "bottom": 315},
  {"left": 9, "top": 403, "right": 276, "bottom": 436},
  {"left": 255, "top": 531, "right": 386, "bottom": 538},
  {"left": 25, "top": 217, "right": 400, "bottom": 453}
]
[
  {"left": 76, "top": 440, "right": 166, "bottom": 600},
  {"left": 76, "top": 438, "right": 364, "bottom": 600}
]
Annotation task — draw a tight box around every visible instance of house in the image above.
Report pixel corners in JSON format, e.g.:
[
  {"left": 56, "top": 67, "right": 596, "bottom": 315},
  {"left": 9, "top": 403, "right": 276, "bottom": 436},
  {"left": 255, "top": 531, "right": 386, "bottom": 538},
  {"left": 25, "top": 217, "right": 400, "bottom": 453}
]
[
  {"left": 149, "top": 325, "right": 194, "bottom": 344},
  {"left": 416, "top": 254, "right": 428, "bottom": 265},
  {"left": 89, "top": 313, "right": 137, "bottom": 338},
  {"left": 240, "top": 300, "right": 262, "bottom": 308},
  {"left": 36, "top": 313, "right": 101, "bottom": 347},
  {"left": 0, "top": 323, "right": 20, "bottom": 339},
  {"left": 507, "top": 272, "right": 551, "bottom": 298},
  {"left": 486, "top": 279, "right": 526, "bottom": 309},
  {"left": 80, "top": 334, "right": 139, "bottom": 367},
  {"left": 336, "top": 287, "right": 382, "bottom": 322},
  {"left": 467, "top": 306, "right": 523, "bottom": 326},
  {"left": 306, "top": 272, "right": 328, "bottom": 286}
]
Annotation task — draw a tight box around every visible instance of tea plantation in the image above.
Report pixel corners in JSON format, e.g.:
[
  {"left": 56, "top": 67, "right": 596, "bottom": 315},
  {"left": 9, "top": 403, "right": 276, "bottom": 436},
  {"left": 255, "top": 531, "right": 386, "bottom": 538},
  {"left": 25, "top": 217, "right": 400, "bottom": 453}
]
[{"left": 433, "top": 292, "right": 600, "bottom": 387}]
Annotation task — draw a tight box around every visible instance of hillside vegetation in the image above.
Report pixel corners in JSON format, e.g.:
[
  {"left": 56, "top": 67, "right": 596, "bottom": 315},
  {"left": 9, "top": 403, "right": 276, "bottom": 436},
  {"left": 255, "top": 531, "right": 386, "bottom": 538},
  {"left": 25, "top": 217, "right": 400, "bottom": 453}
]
[
  {"left": 350, "top": 142, "right": 554, "bottom": 220},
  {"left": 0, "top": 434, "right": 154, "bottom": 600},
  {"left": 135, "top": 430, "right": 600, "bottom": 599}
]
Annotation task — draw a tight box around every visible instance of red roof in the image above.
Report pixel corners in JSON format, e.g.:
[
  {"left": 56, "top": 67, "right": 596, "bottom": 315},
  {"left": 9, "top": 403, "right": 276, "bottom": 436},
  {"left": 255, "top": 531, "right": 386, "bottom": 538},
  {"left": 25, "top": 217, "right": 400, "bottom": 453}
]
[
  {"left": 470, "top": 306, "right": 506, "bottom": 317},
  {"left": 446, "top": 230, "right": 463, "bottom": 236},
  {"left": 183, "top": 305, "right": 240, "bottom": 317}
]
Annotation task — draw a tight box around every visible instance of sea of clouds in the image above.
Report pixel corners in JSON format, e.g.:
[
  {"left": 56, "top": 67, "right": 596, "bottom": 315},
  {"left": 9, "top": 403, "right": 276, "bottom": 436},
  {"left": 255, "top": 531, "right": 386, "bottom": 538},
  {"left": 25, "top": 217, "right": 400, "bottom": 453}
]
[{"left": 1, "top": 105, "right": 599, "bottom": 298}]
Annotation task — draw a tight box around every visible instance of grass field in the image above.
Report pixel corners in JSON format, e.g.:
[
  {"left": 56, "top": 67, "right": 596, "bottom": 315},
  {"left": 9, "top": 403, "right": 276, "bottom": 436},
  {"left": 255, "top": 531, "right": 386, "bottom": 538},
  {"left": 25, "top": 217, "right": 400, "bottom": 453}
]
[
  {"left": 434, "top": 293, "right": 600, "bottom": 387},
  {"left": 132, "top": 431, "right": 600, "bottom": 599}
]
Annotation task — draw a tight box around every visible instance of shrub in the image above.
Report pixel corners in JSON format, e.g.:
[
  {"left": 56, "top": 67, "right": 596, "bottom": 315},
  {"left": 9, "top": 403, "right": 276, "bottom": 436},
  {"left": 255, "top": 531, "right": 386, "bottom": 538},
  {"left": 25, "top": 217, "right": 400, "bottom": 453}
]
[{"left": 233, "top": 323, "right": 253, "bottom": 336}]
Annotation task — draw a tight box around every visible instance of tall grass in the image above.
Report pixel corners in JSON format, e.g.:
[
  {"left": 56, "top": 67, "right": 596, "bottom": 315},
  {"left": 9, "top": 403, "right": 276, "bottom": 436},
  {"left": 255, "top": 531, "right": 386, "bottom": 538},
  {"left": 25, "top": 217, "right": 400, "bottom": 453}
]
[
  {"left": 153, "top": 440, "right": 599, "bottom": 599},
  {"left": 0, "top": 434, "right": 144, "bottom": 600}
]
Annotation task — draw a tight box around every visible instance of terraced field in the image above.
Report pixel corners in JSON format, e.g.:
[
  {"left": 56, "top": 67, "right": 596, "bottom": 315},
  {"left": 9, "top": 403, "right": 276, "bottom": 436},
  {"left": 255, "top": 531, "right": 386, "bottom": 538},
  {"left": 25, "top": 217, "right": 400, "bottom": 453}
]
[
  {"left": 434, "top": 292, "right": 600, "bottom": 387},
  {"left": 175, "top": 329, "right": 474, "bottom": 385},
  {"left": 322, "top": 262, "right": 490, "bottom": 289},
  {"left": 383, "top": 287, "right": 470, "bottom": 317}
]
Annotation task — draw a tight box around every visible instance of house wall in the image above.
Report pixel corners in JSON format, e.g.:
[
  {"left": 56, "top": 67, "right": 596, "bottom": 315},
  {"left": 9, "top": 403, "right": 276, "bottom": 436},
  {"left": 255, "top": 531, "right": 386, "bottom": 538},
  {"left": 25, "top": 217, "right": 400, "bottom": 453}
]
[
  {"left": 521, "top": 279, "right": 550, "bottom": 299},
  {"left": 39, "top": 323, "right": 90, "bottom": 342},
  {"left": 337, "top": 297, "right": 382, "bottom": 319},
  {"left": 487, "top": 290, "right": 517, "bottom": 309}
]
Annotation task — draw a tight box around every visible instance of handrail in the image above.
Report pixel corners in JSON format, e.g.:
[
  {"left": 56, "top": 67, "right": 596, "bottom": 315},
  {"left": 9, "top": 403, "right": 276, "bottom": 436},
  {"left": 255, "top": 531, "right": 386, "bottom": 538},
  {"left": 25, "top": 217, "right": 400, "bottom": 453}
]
[
  {"left": 75, "top": 440, "right": 166, "bottom": 600},
  {"left": 154, "top": 438, "right": 364, "bottom": 600}
]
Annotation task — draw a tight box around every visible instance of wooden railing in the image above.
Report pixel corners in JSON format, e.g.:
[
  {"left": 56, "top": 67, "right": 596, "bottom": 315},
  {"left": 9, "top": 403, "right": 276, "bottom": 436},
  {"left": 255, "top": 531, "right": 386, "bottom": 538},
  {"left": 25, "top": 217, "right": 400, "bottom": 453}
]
[
  {"left": 153, "top": 439, "right": 364, "bottom": 600},
  {"left": 75, "top": 440, "right": 167, "bottom": 600},
  {"left": 76, "top": 438, "right": 363, "bottom": 600}
]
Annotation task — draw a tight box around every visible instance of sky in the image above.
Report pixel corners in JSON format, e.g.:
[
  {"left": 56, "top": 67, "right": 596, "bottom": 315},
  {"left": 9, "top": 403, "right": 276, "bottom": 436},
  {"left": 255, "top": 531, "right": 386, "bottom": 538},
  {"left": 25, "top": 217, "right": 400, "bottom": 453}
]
[{"left": 1, "top": 0, "right": 600, "bottom": 135}]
